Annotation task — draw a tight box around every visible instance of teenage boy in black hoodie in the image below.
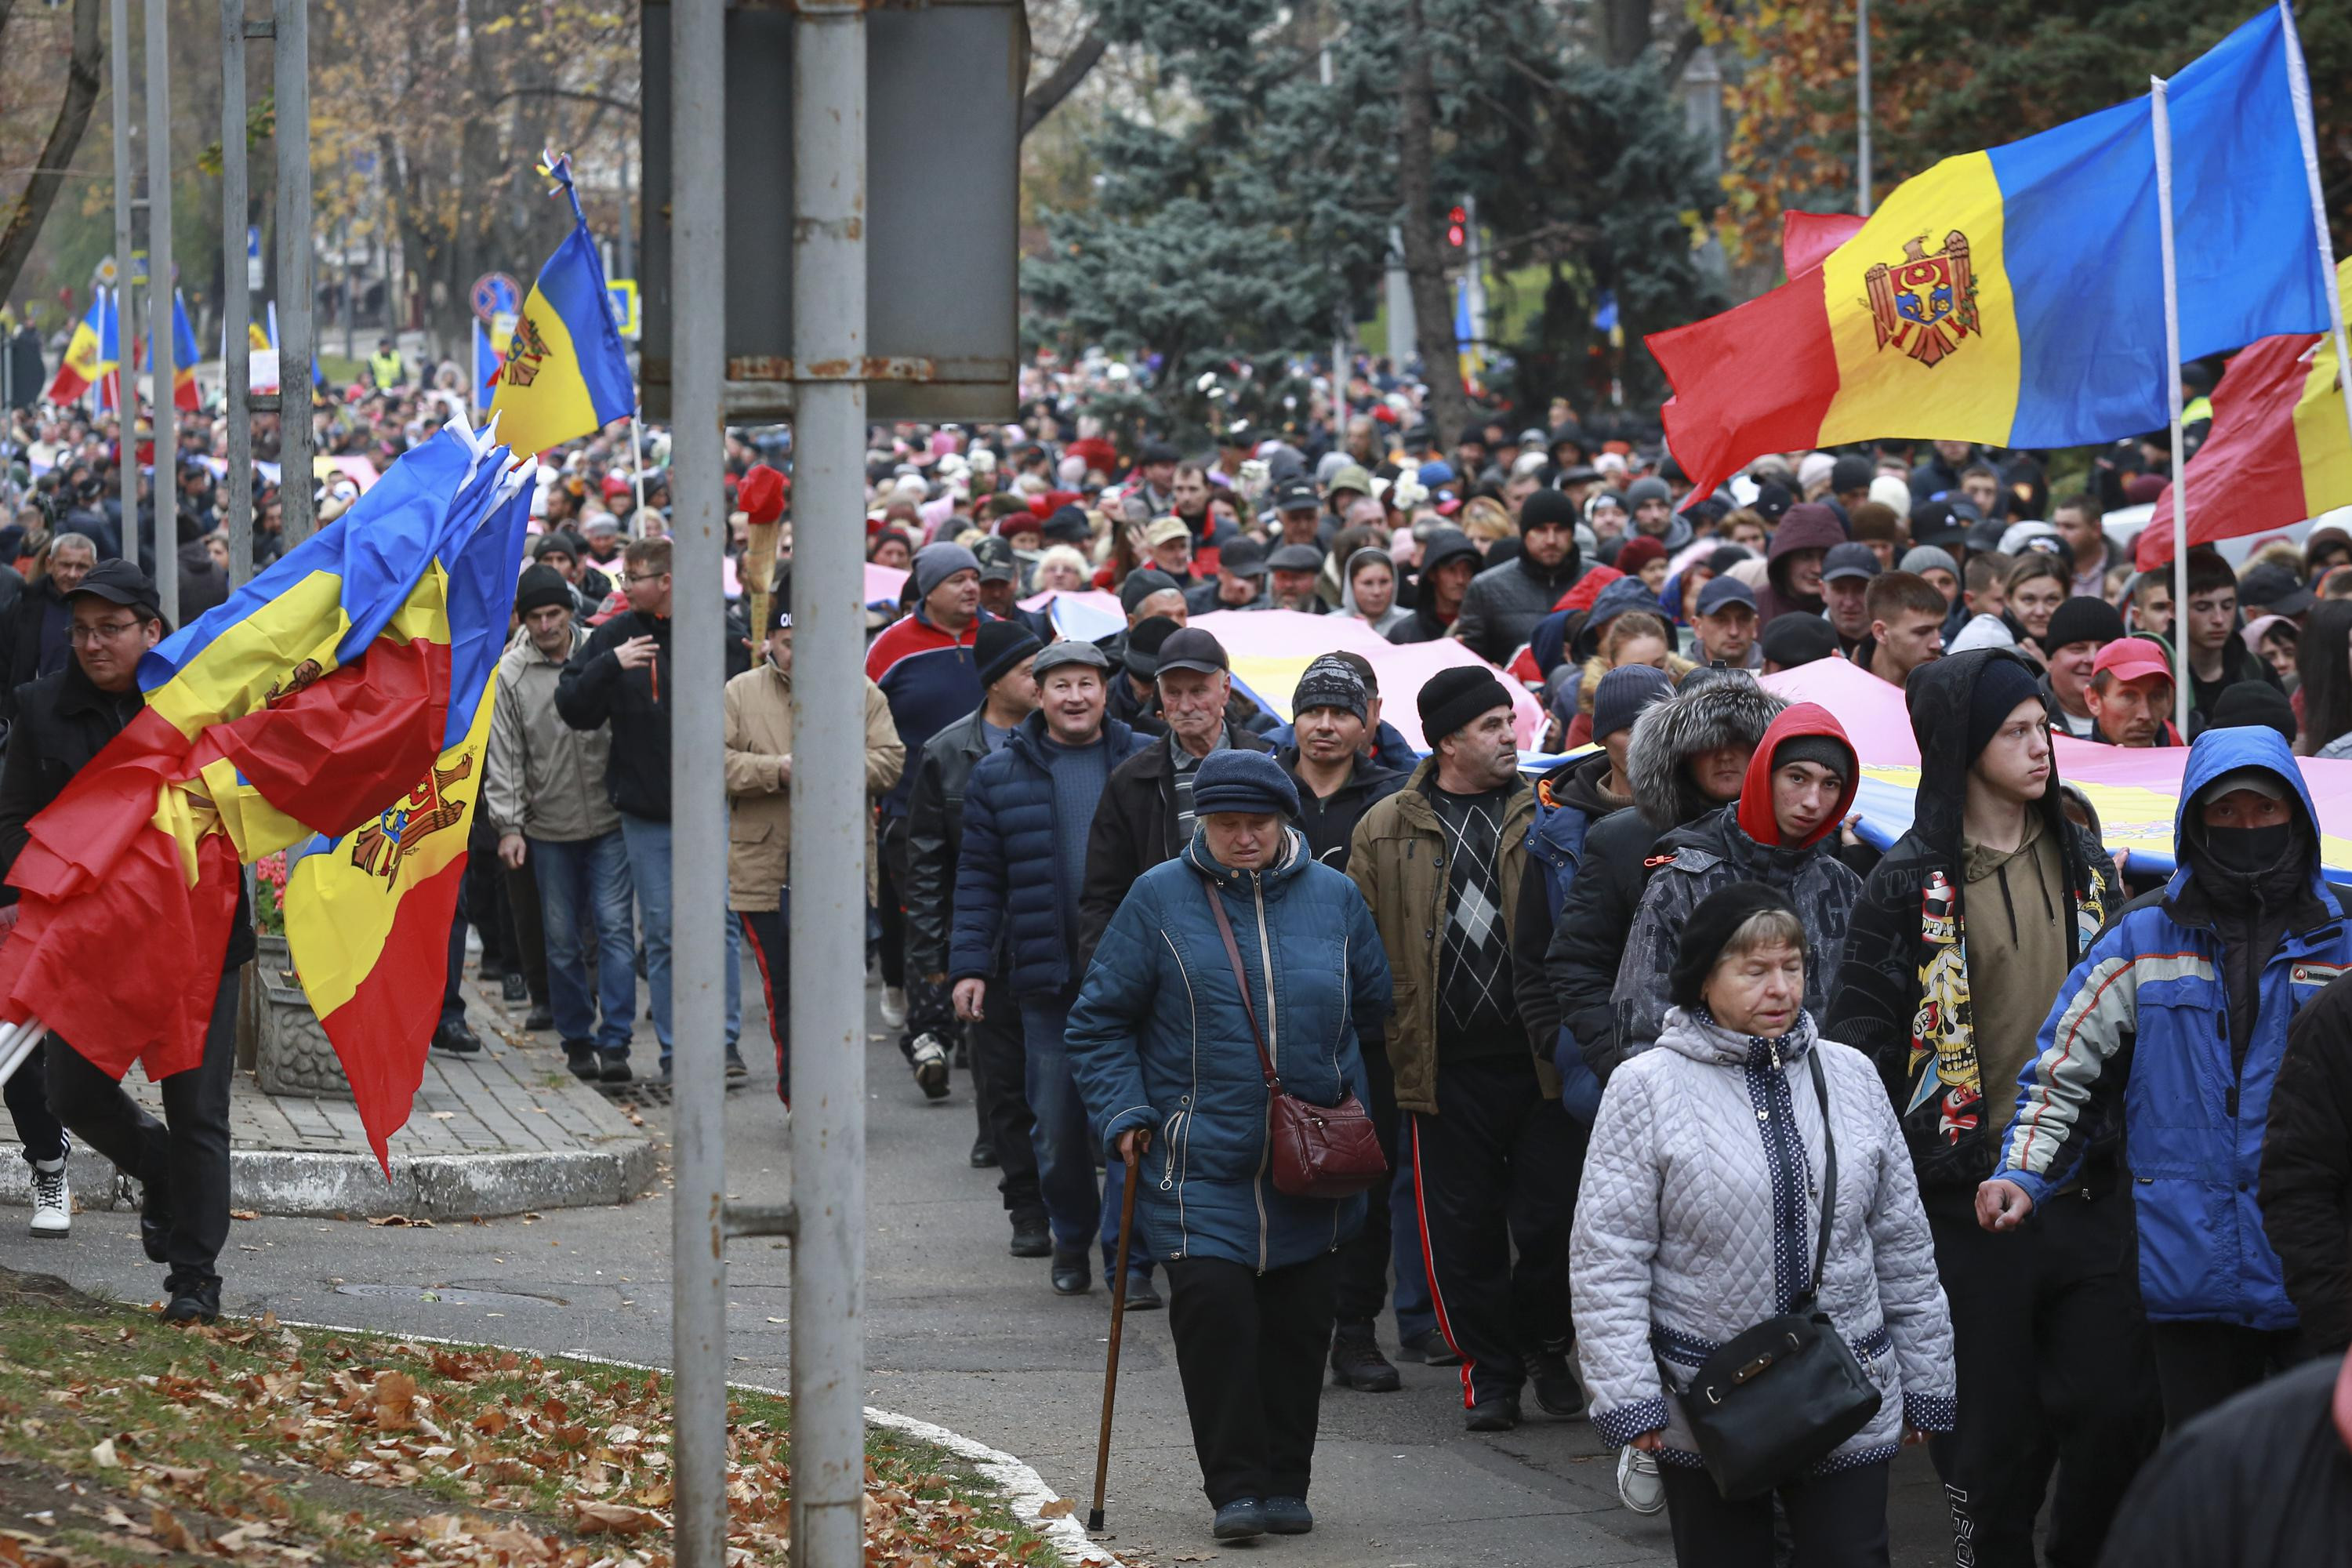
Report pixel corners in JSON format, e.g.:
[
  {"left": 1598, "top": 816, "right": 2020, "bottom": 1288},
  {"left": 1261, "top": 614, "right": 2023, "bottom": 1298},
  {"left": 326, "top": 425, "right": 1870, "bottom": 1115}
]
[{"left": 1825, "top": 648, "right": 2155, "bottom": 1568}]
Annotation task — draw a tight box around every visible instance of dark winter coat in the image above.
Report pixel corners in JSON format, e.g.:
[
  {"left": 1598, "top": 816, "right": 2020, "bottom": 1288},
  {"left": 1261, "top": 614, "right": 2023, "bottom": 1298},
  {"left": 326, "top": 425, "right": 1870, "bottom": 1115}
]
[
  {"left": 902, "top": 707, "right": 992, "bottom": 982},
  {"left": 2261, "top": 970, "right": 2352, "bottom": 1354},
  {"left": 949, "top": 710, "right": 1150, "bottom": 1000},
  {"left": 1997, "top": 727, "right": 2351, "bottom": 1330},
  {"left": 1541, "top": 672, "right": 1786, "bottom": 1082},
  {"left": 554, "top": 607, "right": 674, "bottom": 821},
  {"left": 1076, "top": 724, "right": 1276, "bottom": 973},
  {"left": 1753, "top": 505, "right": 1847, "bottom": 626},
  {"left": 1611, "top": 705, "right": 1863, "bottom": 1065},
  {"left": 1825, "top": 649, "right": 2115, "bottom": 1196},
  {"left": 1511, "top": 750, "right": 1629, "bottom": 1120},
  {"left": 1453, "top": 549, "right": 1586, "bottom": 664},
  {"left": 1065, "top": 828, "right": 1390, "bottom": 1272},
  {"left": 0, "top": 574, "right": 68, "bottom": 724}
]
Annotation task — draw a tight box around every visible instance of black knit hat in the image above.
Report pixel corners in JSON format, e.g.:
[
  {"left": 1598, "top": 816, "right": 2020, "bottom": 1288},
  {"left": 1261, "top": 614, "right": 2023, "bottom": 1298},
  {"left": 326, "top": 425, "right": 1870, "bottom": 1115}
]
[
  {"left": 1669, "top": 882, "right": 1805, "bottom": 1014},
  {"left": 1966, "top": 655, "right": 2047, "bottom": 768},
  {"left": 1417, "top": 665, "right": 1514, "bottom": 746},
  {"left": 1292, "top": 655, "right": 1370, "bottom": 723},
  {"left": 2043, "top": 596, "right": 2125, "bottom": 652},
  {"left": 974, "top": 619, "right": 1044, "bottom": 689},
  {"left": 1519, "top": 488, "right": 1578, "bottom": 534},
  {"left": 514, "top": 563, "right": 574, "bottom": 617},
  {"left": 1759, "top": 615, "right": 1838, "bottom": 669}
]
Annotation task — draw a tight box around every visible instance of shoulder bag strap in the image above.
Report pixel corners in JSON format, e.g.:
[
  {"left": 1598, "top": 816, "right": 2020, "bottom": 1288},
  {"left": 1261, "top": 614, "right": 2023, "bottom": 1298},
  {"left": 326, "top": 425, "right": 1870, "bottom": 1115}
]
[
  {"left": 1200, "top": 874, "right": 1280, "bottom": 1092},
  {"left": 1801, "top": 1046, "right": 1838, "bottom": 1310}
]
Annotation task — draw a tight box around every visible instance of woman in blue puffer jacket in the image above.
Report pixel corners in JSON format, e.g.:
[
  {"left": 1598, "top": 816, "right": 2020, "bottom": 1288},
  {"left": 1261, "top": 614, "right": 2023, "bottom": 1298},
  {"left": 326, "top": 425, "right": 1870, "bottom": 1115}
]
[{"left": 1066, "top": 749, "right": 1392, "bottom": 1547}]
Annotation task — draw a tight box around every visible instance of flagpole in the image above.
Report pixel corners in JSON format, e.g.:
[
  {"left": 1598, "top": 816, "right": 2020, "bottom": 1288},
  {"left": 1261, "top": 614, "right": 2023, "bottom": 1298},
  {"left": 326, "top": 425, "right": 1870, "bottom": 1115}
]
[
  {"left": 2280, "top": 0, "right": 2352, "bottom": 466},
  {"left": 2154, "top": 74, "right": 2193, "bottom": 744},
  {"left": 630, "top": 405, "right": 648, "bottom": 521}
]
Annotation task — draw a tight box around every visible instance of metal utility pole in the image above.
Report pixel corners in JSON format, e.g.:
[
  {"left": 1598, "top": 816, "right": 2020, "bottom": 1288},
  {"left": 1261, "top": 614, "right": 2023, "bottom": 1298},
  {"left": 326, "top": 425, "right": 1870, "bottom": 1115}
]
[
  {"left": 221, "top": 0, "right": 255, "bottom": 590},
  {"left": 1856, "top": 0, "right": 1873, "bottom": 216},
  {"left": 789, "top": 0, "right": 868, "bottom": 1559},
  {"left": 668, "top": 0, "right": 728, "bottom": 1564},
  {"left": 274, "top": 0, "right": 314, "bottom": 545},
  {"left": 109, "top": 0, "right": 139, "bottom": 568},
  {"left": 145, "top": 0, "right": 177, "bottom": 625}
]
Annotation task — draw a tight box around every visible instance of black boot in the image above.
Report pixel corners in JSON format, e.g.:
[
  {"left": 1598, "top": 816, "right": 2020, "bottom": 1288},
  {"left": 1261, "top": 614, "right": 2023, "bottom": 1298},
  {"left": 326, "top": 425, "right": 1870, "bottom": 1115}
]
[
  {"left": 1524, "top": 1338, "right": 1588, "bottom": 1419},
  {"left": 1050, "top": 1246, "right": 1091, "bottom": 1295},
  {"left": 1009, "top": 1215, "right": 1052, "bottom": 1258},
  {"left": 970, "top": 1135, "right": 998, "bottom": 1168},
  {"left": 140, "top": 1185, "right": 173, "bottom": 1265},
  {"left": 432, "top": 1019, "right": 482, "bottom": 1056},
  {"left": 1464, "top": 1394, "right": 1521, "bottom": 1432},
  {"left": 564, "top": 1040, "right": 601, "bottom": 1082},
  {"left": 162, "top": 1273, "right": 221, "bottom": 1326},
  {"left": 1329, "top": 1320, "right": 1402, "bottom": 1392}
]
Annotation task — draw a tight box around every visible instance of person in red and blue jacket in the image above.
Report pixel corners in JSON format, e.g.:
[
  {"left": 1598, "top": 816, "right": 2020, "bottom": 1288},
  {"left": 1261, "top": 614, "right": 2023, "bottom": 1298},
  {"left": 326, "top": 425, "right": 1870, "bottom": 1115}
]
[{"left": 1983, "top": 724, "right": 2352, "bottom": 1433}]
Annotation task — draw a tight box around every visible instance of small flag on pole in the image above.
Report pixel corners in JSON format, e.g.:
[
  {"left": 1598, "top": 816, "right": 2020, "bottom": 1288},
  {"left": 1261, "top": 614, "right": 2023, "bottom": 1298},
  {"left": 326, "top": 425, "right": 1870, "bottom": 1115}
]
[{"left": 488, "top": 151, "right": 635, "bottom": 458}]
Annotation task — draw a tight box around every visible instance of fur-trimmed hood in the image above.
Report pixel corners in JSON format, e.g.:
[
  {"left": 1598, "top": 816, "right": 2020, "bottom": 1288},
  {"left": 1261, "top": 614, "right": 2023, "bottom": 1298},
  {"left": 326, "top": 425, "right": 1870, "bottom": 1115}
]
[{"left": 1625, "top": 670, "right": 1786, "bottom": 830}]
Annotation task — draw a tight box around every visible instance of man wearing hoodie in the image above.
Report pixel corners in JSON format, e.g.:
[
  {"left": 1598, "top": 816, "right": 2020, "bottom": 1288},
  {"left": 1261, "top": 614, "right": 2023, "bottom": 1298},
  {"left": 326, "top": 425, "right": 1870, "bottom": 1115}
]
[
  {"left": 1984, "top": 728, "right": 2352, "bottom": 1432},
  {"left": 1827, "top": 649, "right": 2148, "bottom": 1568},
  {"left": 1751, "top": 501, "right": 1847, "bottom": 628},
  {"left": 1451, "top": 489, "right": 1587, "bottom": 662},
  {"left": 1385, "top": 528, "right": 1483, "bottom": 645},
  {"left": 1608, "top": 704, "right": 1864, "bottom": 1062}
]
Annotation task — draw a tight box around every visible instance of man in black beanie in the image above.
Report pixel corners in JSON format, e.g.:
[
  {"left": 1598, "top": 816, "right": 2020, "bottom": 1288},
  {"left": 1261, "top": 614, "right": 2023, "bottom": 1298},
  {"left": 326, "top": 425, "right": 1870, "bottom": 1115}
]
[
  {"left": 1451, "top": 488, "right": 1588, "bottom": 663},
  {"left": 2039, "top": 596, "right": 2124, "bottom": 739},
  {"left": 1827, "top": 649, "right": 2152, "bottom": 1566},
  {"left": 903, "top": 617, "right": 1049, "bottom": 1236},
  {"left": 1349, "top": 668, "right": 1584, "bottom": 1431}
]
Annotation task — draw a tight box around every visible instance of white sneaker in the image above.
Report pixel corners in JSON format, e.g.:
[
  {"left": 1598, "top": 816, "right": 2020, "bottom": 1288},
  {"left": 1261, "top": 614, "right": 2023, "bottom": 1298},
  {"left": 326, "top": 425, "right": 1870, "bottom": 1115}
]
[
  {"left": 880, "top": 986, "right": 907, "bottom": 1028},
  {"left": 28, "top": 1156, "right": 69, "bottom": 1239},
  {"left": 1616, "top": 1446, "right": 1665, "bottom": 1515}
]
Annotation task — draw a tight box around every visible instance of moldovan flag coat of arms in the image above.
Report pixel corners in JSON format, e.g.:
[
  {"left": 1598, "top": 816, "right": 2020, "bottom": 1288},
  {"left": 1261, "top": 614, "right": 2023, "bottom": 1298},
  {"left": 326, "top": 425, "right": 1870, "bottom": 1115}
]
[
  {"left": 488, "top": 153, "right": 634, "bottom": 457},
  {"left": 1649, "top": 5, "right": 2336, "bottom": 498},
  {"left": 0, "top": 417, "right": 531, "bottom": 1167}
]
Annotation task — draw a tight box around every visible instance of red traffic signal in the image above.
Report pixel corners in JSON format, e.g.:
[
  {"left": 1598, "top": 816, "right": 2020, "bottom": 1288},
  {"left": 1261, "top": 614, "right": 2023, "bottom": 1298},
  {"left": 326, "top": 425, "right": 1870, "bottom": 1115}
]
[{"left": 1446, "top": 205, "right": 1466, "bottom": 247}]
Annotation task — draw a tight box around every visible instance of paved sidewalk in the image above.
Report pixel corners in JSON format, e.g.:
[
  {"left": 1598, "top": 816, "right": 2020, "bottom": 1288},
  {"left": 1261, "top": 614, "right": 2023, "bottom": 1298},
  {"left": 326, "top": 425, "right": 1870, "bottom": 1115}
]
[{"left": 0, "top": 975, "right": 655, "bottom": 1219}]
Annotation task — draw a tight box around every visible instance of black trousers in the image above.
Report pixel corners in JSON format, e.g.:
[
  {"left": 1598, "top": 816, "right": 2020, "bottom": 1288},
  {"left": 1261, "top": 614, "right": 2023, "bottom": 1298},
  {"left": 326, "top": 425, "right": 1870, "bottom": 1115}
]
[
  {"left": 463, "top": 811, "right": 510, "bottom": 974},
  {"left": 2, "top": 1039, "right": 64, "bottom": 1164},
  {"left": 1333, "top": 1036, "right": 1399, "bottom": 1324},
  {"left": 2150, "top": 1320, "right": 2303, "bottom": 1432},
  {"left": 967, "top": 971, "right": 1042, "bottom": 1221},
  {"left": 739, "top": 899, "right": 790, "bottom": 1102},
  {"left": 503, "top": 859, "right": 548, "bottom": 1004},
  {"left": 1923, "top": 1185, "right": 2160, "bottom": 1567},
  {"left": 45, "top": 971, "right": 240, "bottom": 1283},
  {"left": 1164, "top": 1251, "right": 1338, "bottom": 1508},
  {"left": 1660, "top": 1458, "right": 1891, "bottom": 1567},
  {"left": 874, "top": 816, "right": 907, "bottom": 991},
  {"left": 1408, "top": 1054, "right": 1581, "bottom": 1406}
]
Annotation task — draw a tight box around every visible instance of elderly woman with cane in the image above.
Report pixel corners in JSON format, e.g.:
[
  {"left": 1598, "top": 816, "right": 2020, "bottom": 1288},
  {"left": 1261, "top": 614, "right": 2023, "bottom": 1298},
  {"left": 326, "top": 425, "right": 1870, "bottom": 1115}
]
[{"left": 1066, "top": 750, "right": 1393, "bottom": 1544}]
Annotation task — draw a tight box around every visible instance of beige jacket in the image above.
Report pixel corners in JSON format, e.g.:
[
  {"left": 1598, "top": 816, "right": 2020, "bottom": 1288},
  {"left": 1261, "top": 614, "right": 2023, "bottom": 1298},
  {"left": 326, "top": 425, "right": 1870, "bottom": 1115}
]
[
  {"left": 723, "top": 659, "right": 903, "bottom": 911},
  {"left": 486, "top": 623, "right": 621, "bottom": 843}
]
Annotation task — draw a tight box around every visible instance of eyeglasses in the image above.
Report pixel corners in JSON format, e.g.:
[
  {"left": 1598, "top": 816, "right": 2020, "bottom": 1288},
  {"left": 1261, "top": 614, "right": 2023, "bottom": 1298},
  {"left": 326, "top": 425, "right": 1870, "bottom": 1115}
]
[
  {"left": 625, "top": 572, "right": 669, "bottom": 585},
  {"left": 69, "top": 619, "right": 142, "bottom": 644}
]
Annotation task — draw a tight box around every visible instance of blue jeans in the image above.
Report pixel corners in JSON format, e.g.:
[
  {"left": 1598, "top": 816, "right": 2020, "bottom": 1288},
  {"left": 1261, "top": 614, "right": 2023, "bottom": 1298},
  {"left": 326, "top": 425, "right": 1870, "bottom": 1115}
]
[
  {"left": 618, "top": 811, "right": 741, "bottom": 1066},
  {"left": 1022, "top": 994, "right": 1151, "bottom": 1279},
  {"left": 531, "top": 830, "right": 638, "bottom": 1051}
]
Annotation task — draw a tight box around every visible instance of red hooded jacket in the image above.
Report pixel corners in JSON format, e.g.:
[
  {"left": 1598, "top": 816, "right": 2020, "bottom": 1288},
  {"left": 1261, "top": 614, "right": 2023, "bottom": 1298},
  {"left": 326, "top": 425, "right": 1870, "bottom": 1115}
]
[{"left": 1734, "top": 702, "right": 1860, "bottom": 850}]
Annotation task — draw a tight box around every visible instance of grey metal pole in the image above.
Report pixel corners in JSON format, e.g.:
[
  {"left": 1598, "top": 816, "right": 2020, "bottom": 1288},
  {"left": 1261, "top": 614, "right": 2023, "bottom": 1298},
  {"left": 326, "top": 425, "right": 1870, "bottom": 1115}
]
[
  {"left": 109, "top": 0, "right": 138, "bottom": 568},
  {"left": 221, "top": 0, "right": 252, "bottom": 590},
  {"left": 789, "top": 0, "right": 866, "bottom": 1563},
  {"left": 1856, "top": 0, "right": 1872, "bottom": 216},
  {"left": 144, "top": 0, "right": 176, "bottom": 626},
  {"left": 274, "top": 0, "right": 314, "bottom": 546},
  {"left": 669, "top": 1, "right": 728, "bottom": 1566}
]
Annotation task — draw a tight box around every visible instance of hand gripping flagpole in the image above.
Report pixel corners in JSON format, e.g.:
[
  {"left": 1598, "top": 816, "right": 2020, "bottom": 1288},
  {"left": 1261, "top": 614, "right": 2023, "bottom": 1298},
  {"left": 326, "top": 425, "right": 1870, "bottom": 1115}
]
[{"left": 0, "top": 1018, "right": 49, "bottom": 1091}]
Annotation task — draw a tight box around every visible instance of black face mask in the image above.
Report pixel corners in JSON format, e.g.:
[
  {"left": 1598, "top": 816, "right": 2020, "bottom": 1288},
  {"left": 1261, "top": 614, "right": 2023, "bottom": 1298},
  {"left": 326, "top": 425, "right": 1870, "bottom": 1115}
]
[{"left": 2205, "top": 822, "right": 2294, "bottom": 876}]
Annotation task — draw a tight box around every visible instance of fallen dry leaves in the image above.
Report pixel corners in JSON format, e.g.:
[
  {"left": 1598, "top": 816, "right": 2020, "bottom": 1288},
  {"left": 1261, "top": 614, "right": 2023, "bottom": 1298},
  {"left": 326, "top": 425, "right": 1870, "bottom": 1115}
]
[{"left": 0, "top": 1305, "right": 1065, "bottom": 1568}]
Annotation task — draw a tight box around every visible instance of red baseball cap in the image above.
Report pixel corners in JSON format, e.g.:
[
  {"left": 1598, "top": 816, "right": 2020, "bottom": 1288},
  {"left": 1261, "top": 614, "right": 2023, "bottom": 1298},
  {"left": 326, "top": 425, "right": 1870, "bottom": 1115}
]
[{"left": 2092, "top": 637, "right": 2172, "bottom": 687}]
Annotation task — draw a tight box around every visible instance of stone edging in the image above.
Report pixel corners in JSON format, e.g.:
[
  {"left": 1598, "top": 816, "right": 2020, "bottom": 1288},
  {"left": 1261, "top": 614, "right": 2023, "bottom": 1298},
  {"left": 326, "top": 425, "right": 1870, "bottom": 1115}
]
[{"left": 0, "top": 1142, "right": 655, "bottom": 1219}]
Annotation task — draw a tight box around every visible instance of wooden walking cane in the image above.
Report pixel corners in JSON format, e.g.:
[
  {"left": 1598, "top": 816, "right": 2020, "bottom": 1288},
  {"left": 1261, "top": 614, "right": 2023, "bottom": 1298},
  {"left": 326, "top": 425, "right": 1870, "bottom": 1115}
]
[{"left": 1087, "top": 1146, "right": 1143, "bottom": 1534}]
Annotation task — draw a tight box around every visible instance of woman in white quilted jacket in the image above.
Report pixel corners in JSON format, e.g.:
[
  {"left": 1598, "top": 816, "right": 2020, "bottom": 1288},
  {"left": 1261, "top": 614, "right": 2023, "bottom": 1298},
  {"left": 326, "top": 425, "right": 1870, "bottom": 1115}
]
[{"left": 1569, "top": 881, "right": 1956, "bottom": 1566}]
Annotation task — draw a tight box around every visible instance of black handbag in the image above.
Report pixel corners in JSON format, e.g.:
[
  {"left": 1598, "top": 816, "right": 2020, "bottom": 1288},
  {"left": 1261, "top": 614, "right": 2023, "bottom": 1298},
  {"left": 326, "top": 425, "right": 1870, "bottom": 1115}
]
[{"left": 1668, "top": 1048, "right": 1883, "bottom": 1501}]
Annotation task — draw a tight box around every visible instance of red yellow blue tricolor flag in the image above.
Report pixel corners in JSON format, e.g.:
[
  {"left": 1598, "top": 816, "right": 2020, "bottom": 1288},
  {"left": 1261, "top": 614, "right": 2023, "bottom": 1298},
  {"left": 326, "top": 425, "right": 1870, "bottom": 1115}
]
[
  {"left": 281, "top": 446, "right": 532, "bottom": 1165},
  {"left": 1650, "top": 5, "right": 2336, "bottom": 498},
  {"left": 170, "top": 289, "right": 201, "bottom": 412},
  {"left": 44, "top": 289, "right": 116, "bottom": 407},
  {"left": 488, "top": 151, "right": 634, "bottom": 457},
  {"left": 0, "top": 416, "right": 532, "bottom": 1166}
]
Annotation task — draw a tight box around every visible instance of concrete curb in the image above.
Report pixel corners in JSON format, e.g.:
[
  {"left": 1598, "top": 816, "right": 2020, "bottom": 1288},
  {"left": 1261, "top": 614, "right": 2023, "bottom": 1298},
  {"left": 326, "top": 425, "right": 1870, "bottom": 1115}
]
[
  {"left": 0, "top": 1140, "right": 656, "bottom": 1220},
  {"left": 264, "top": 1319, "right": 1123, "bottom": 1568}
]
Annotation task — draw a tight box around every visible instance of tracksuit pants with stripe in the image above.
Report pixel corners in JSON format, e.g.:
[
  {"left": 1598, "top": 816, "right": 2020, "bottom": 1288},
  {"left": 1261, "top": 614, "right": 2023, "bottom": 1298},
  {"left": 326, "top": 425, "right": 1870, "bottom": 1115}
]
[{"left": 1409, "top": 1054, "right": 1581, "bottom": 1407}]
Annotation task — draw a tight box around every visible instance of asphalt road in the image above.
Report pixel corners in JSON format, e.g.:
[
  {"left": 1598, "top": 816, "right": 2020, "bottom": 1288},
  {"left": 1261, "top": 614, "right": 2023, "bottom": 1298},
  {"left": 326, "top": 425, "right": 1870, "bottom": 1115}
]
[{"left": 0, "top": 975, "right": 1967, "bottom": 1566}]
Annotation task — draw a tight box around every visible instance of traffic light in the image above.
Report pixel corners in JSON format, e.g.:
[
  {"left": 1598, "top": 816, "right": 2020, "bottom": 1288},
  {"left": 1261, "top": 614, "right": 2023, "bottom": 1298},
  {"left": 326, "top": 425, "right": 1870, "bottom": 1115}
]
[{"left": 1446, "top": 205, "right": 1466, "bottom": 248}]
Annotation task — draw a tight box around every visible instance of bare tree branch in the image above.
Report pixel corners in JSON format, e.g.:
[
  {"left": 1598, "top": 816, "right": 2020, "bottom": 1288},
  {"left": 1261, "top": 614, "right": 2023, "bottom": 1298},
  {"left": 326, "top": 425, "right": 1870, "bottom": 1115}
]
[
  {"left": 1021, "top": 24, "right": 1106, "bottom": 139},
  {"left": 485, "top": 85, "right": 639, "bottom": 115},
  {"left": 0, "top": 0, "right": 103, "bottom": 309}
]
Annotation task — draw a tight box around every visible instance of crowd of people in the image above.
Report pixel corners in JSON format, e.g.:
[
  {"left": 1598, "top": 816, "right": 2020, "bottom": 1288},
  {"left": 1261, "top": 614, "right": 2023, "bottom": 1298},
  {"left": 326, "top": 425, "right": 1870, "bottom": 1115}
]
[{"left": 6, "top": 345, "right": 2352, "bottom": 1562}]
